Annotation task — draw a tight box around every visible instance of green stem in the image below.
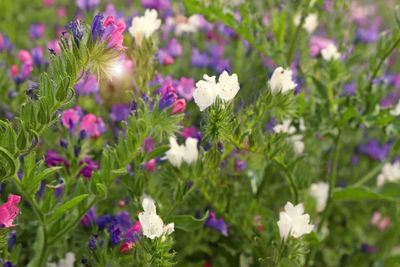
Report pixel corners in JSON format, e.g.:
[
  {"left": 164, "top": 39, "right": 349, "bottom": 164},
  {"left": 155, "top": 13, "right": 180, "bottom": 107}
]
[
  {"left": 317, "top": 129, "right": 341, "bottom": 232},
  {"left": 13, "top": 175, "right": 48, "bottom": 266},
  {"left": 165, "top": 183, "right": 197, "bottom": 221},
  {"left": 352, "top": 161, "right": 387, "bottom": 187},
  {"left": 48, "top": 196, "right": 97, "bottom": 244},
  {"left": 285, "top": 172, "right": 299, "bottom": 204}
]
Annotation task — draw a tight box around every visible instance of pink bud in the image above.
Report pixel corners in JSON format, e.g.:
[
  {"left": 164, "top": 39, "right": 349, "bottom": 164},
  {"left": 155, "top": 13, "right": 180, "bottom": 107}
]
[
  {"left": 378, "top": 216, "right": 391, "bottom": 231},
  {"left": 11, "top": 65, "right": 19, "bottom": 77},
  {"left": 171, "top": 99, "right": 186, "bottom": 114},
  {"left": 163, "top": 55, "right": 175, "bottom": 65},
  {"left": 120, "top": 242, "right": 135, "bottom": 253},
  {"left": 370, "top": 212, "right": 381, "bottom": 225},
  {"left": 119, "top": 201, "right": 125, "bottom": 209},
  {"left": 57, "top": 7, "right": 67, "bottom": 18},
  {"left": 146, "top": 159, "right": 156, "bottom": 172}
]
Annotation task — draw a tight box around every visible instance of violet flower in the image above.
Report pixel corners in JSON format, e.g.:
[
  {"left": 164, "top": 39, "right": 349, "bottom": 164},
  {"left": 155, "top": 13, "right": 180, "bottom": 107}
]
[
  {"left": 110, "top": 104, "right": 131, "bottom": 121},
  {"left": 158, "top": 83, "right": 178, "bottom": 110},
  {"left": 205, "top": 211, "right": 228, "bottom": 236},
  {"left": 79, "top": 158, "right": 100, "bottom": 179},
  {"left": 29, "top": 24, "right": 45, "bottom": 39}
]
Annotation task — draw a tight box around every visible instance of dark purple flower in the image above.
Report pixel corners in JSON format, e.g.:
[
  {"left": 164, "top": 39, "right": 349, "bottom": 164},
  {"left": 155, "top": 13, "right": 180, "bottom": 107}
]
[
  {"left": 0, "top": 32, "right": 14, "bottom": 53},
  {"left": 45, "top": 150, "right": 69, "bottom": 171},
  {"left": 341, "top": 82, "right": 356, "bottom": 96},
  {"left": 116, "top": 211, "right": 132, "bottom": 231},
  {"left": 358, "top": 139, "right": 390, "bottom": 162},
  {"left": 31, "top": 46, "right": 44, "bottom": 68},
  {"left": 96, "top": 215, "right": 112, "bottom": 230},
  {"left": 91, "top": 13, "right": 105, "bottom": 41},
  {"left": 205, "top": 211, "right": 228, "bottom": 236},
  {"left": 3, "top": 261, "right": 16, "bottom": 267},
  {"left": 65, "top": 20, "right": 85, "bottom": 46},
  {"left": 235, "top": 159, "right": 247, "bottom": 172},
  {"left": 110, "top": 104, "right": 131, "bottom": 121},
  {"left": 158, "top": 83, "right": 178, "bottom": 111},
  {"left": 88, "top": 234, "right": 98, "bottom": 249},
  {"left": 191, "top": 48, "right": 210, "bottom": 68},
  {"left": 361, "top": 243, "right": 369, "bottom": 253},
  {"left": 60, "top": 139, "right": 69, "bottom": 148},
  {"left": 110, "top": 226, "right": 121, "bottom": 246},
  {"left": 142, "top": 137, "right": 154, "bottom": 153},
  {"left": 181, "top": 126, "right": 202, "bottom": 142},
  {"left": 79, "top": 158, "right": 100, "bottom": 179},
  {"left": 356, "top": 25, "right": 379, "bottom": 43},
  {"left": 80, "top": 206, "right": 97, "bottom": 227},
  {"left": 8, "top": 230, "right": 16, "bottom": 251}
]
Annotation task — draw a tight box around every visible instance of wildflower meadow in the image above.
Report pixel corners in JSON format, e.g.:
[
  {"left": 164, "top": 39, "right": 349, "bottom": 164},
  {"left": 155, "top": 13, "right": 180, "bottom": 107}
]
[{"left": 1, "top": 0, "right": 400, "bottom": 266}]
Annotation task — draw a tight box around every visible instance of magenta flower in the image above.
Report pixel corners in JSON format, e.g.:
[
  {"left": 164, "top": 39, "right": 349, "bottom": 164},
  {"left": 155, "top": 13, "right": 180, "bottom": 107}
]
[
  {"left": 47, "top": 40, "right": 61, "bottom": 54},
  {"left": 62, "top": 108, "right": 81, "bottom": 130},
  {"left": 80, "top": 114, "right": 101, "bottom": 138},
  {"left": 171, "top": 99, "right": 186, "bottom": 114},
  {"left": 158, "top": 83, "right": 178, "bottom": 111},
  {"left": 29, "top": 24, "right": 45, "bottom": 39},
  {"left": 142, "top": 137, "right": 154, "bottom": 153},
  {"left": 74, "top": 73, "right": 99, "bottom": 96},
  {"left": 101, "top": 16, "right": 126, "bottom": 50},
  {"left": 79, "top": 158, "right": 100, "bottom": 179},
  {"left": 0, "top": 195, "right": 21, "bottom": 228}
]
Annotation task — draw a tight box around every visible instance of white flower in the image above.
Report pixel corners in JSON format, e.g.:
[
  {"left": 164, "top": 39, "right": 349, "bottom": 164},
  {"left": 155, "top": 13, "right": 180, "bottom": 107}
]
[
  {"left": 269, "top": 67, "right": 297, "bottom": 94},
  {"left": 299, "top": 118, "right": 306, "bottom": 131},
  {"left": 273, "top": 120, "right": 296, "bottom": 134},
  {"left": 277, "top": 202, "right": 314, "bottom": 240},
  {"left": 193, "top": 74, "right": 219, "bottom": 111},
  {"left": 376, "top": 162, "right": 400, "bottom": 187},
  {"left": 193, "top": 71, "right": 241, "bottom": 111},
  {"left": 309, "top": 182, "right": 329, "bottom": 212},
  {"left": 182, "top": 138, "right": 199, "bottom": 164},
  {"left": 139, "top": 196, "right": 174, "bottom": 240},
  {"left": 390, "top": 101, "right": 400, "bottom": 116},
  {"left": 217, "top": 71, "right": 240, "bottom": 102},
  {"left": 293, "top": 13, "right": 318, "bottom": 34},
  {"left": 289, "top": 135, "right": 305, "bottom": 155},
  {"left": 129, "top": 9, "right": 161, "bottom": 46},
  {"left": 321, "top": 44, "right": 341, "bottom": 61},
  {"left": 165, "top": 136, "right": 198, "bottom": 167},
  {"left": 175, "top": 15, "right": 204, "bottom": 35},
  {"left": 47, "top": 252, "right": 75, "bottom": 267}
]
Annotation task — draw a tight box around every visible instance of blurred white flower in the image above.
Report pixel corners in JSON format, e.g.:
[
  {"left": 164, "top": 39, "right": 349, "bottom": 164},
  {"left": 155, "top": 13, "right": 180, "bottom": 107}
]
[
  {"left": 175, "top": 14, "right": 205, "bottom": 35},
  {"left": 269, "top": 67, "right": 297, "bottom": 94},
  {"left": 376, "top": 162, "right": 400, "bottom": 187},
  {"left": 139, "top": 196, "right": 174, "bottom": 240},
  {"left": 309, "top": 182, "right": 329, "bottom": 212},
  {"left": 217, "top": 71, "right": 240, "bottom": 102},
  {"left": 321, "top": 44, "right": 341, "bottom": 61},
  {"left": 129, "top": 9, "right": 161, "bottom": 46},
  {"left": 193, "top": 74, "right": 219, "bottom": 111},
  {"left": 273, "top": 120, "right": 296, "bottom": 134},
  {"left": 277, "top": 202, "right": 314, "bottom": 240},
  {"left": 47, "top": 252, "right": 75, "bottom": 267},
  {"left": 390, "top": 101, "right": 400, "bottom": 116},
  {"left": 289, "top": 135, "right": 305, "bottom": 155},
  {"left": 293, "top": 13, "right": 318, "bottom": 34},
  {"left": 165, "top": 136, "right": 198, "bottom": 167},
  {"left": 299, "top": 118, "right": 306, "bottom": 132}
]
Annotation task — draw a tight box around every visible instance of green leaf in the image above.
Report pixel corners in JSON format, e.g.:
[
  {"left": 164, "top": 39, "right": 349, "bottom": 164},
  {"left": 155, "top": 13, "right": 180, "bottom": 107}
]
[
  {"left": 395, "top": 6, "right": 400, "bottom": 29},
  {"left": 171, "top": 211, "right": 209, "bottom": 232},
  {"left": 144, "top": 145, "right": 170, "bottom": 161},
  {"left": 310, "top": 76, "right": 329, "bottom": 100},
  {"left": 26, "top": 166, "right": 62, "bottom": 192},
  {"left": 337, "top": 107, "right": 358, "bottom": 126},
  {"left": 48, "top": 194, "right": 89, "bottom": 223},
  {"left": 333, "top": 183, "right": 400, "bottom": 201}
]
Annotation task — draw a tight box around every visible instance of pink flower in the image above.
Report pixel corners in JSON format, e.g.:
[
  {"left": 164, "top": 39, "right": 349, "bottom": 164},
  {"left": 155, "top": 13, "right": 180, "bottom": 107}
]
[
  {"left": 370, "top": 212, "right": 381, "bottom": 225},
  {"left": 57, "top": 7, "right": 67, "bottom": 18},
  {"left": 47, "top": 40, "right": 61, "bottom": 55},
  {"left": 378, "top": 216, "right": 391, "bottom": 231},
  {"left": 18, "top": 50, "right": 33, "bottom": 65},
  {"left": 11, "top": 65, "right": 19, "bottom": 77},
  {"left": 119, "top": 201, "right": 125, "bottom": 209},
  {"left": 120, "top": 242, "right": 135, "bottom": 253},
  {"left": 176, "top": 77, "right": 195, "bottom": 101},
  {"left": 102, "top": 16, "right": 126, "bottom": 50},
  {"left": 171, "top": 99, "right": 186, "bottom": 114},
  {"left": 146, "top": 159, "right": 156, "bottom": 172},
  {"left": 80, "top": 114, "right": 100, "bottom": 138},
  {"left": 62, "top": 109, "right": 80, "bottom": 130},
  {"left": 43, "top": 0, "right": 53, "bottom": 7},
  {"left": 0, "top": 195, "right": 21, "bottom": 227}
]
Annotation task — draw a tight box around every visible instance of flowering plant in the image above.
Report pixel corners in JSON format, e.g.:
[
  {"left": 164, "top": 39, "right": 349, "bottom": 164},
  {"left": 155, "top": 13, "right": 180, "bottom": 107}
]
[{"left": 1, "top": 0, "right": 400, "bottom": 266}]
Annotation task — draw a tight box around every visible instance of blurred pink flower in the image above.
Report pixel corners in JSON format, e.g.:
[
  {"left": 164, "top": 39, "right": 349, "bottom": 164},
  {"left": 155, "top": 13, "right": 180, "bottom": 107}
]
[{"left": 0, "top": 195, "right": 21, "bottom": 228}]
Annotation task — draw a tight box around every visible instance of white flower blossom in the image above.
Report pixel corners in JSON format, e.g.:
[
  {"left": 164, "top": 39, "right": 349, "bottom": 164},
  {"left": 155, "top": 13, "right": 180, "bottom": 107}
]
[
  {"left": 376, "top": 162, "right": 400, "bottom": 187},
  {"left": 321, "top": 44, "right": 341, "bottom": 61},
  {"left": 293, "top": 13, "right": 318, "bottom": 34},
  {"left": 273, "top": 120, "right": 296, "bottom": 134},
  {"left": 47, "top": 252, "right": 75, "bottom": 267},
  {"left": 277, "top": 202, "right": 314, "bottom": 240},
  {"left": 289, "top": 135, "right": 305, "bottom": 155},
  {"left": 129, "top": 9, "right": 161, "bottom": 46},
  {"left": 165, "top": 137, "right": 198, "bottom": 167},
  {"left": 139, "top": 196, "right": 174, "bottom": 240},
  {"left": 390, "top": 101, "right": 400, "bottom": 116},
  {"left": 269, "top": 67, "right": 297, "bottom": 94},
  {"left": 309, "top": 182, "right": 329, "bottom": 212},
  {"left": 193, "top": 74, "right": 219, "bottom": 111},
  {"left": 174, "top": 15, "right": 204, "bottom": 35},
  {"left": 193, "top": 71, "right": 241, "bottom": 111},
  {"left": 217, "top": 71, "right": 240, "bottom": 102}
]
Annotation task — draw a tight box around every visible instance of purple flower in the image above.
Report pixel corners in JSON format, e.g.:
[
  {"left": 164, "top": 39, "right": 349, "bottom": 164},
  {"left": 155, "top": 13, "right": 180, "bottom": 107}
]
[
  {"left": 60, "top": 139, "right": 69, "bottom": 148},
  {"left": 45, "top": 150, "right": 69, "bottom": 171},
  {"left": 8, "top": 230, "right": 16, "bottom": 251},
  {"left": 205, "top": 211, "right": 228, "bottom": 236},
  {"left": 110, "top": 226, "right": 121, "bottom": 246},
  {"left": 79, "top": 158, "right": 100, "bottom": 179},
  {"left": 65, "top": 20, "right": 85, "bottom": 47},
  {"left": 80, "top": 206, "right": 97, "bottom": 227},
  {"left": 341, "top": 82, "right": 356, "bottom": 96},
  {"left": 0, "top": 33, "right": 14, "bottom": 53},
  {"left": 31, "top": 46, "right": 44, "bottom": 68},
  {"left": 358, "top": 140, "right": 391, "bottom": 162},
  {"left": 76, "top": 0, "right": 100, "bottom": 11},
  {"left": 110, "top": 104, "right": 131, "bottom": 121},
  {"left": 91, "top": 13, "right": 105, "bottom": 41},
  {"left": 356, "top": 25, "right": 379, "bottom": 43},
  {"left": 156, "top": 49, "right": 174, "bottom": 65},
  {"left": 181, "top": 126, "right": 202, "bottom": 142},
  {"left": 191, "top": 48, "right": 210, "bottom": 68},
  {"left": 167, "top": 38, "right": 182, "bottom": 57},
  {"left": 158, "top": 83, "right": 178, "bottom": 111},
  {"left": 96, "top": 215, "right": 112, "bottom": 230},
  {"left": 29, "top": 24, "right": 45, "bottom": 39},
  {"left": 116, "top": 211, "right": 132, "bottom": 231},
  {"left": 74, "top": 73, "right": 99, "bottom": 96},
  {"left": 176, "top": 77, "right": 195, "bottom": 101},
  {"left": 125, "top": 221, "right": 142, "bottom": 242},
  {"left": 88, "top": 234, "right": 98, "bottom": 249},
  {"left": 142, "top": 137, "right": 154, "bottom": 153},
  {"left": 141, "top": 0, "right": 171, "bottom": 10},
  {"left": 235, "top": 159, "right": 247, "bottom": 172}
]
